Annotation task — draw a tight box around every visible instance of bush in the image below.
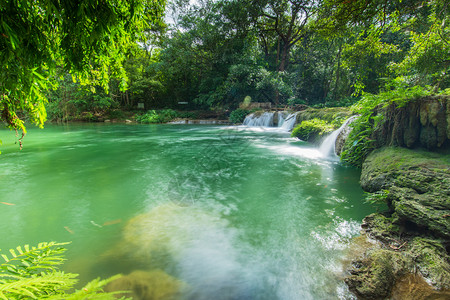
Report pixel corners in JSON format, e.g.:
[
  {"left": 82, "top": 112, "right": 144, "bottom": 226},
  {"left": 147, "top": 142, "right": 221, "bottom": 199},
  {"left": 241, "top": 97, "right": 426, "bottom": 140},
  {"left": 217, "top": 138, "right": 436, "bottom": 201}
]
[
  {"left": 291, "top": 118, "right": 335, "bottom": 143},
  {"left": 136, "top": 109, "right": 179, "bottom": 123},
  {"left": 341, "top": 80, "right": 434, "bottom": 167},
  {"left": 229, "top": 108, "right": 250, "bottom": 124}
]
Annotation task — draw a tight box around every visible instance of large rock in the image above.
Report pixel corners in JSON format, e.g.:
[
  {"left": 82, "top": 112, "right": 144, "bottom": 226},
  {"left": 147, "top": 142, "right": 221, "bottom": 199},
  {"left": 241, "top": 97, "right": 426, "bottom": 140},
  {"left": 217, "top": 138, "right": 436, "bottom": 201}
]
[
  {"left": 360, "top": 147, "right": 450, "bottom": 238},
  {"left": 345, "top": 248, "right": 410, "bottom": 299},
  {"left": 373, "top": 96, "right": 449, "bottom": 149}
]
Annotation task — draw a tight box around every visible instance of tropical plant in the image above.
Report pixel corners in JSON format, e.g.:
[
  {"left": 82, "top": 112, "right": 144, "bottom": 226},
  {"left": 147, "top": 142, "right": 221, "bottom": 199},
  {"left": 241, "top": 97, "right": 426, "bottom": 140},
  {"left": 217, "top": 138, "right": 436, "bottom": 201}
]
[
  {"left": 291, "top": 118, "right": 335, "bottom": 142},
  {"left": 0, "top": 242, "right": 127, "bottom": 299},
  {"left": 0, "top": 0, "right": 166, "bottom": 135},
  {"left": 136, "top": 109, "right": 179, "bottom": 123},
  {"left": 340, "top": 79, "right": 435, "bottom": 166},
  {"left": 229, "top": 109, "right": 250, "bottom": 124}
]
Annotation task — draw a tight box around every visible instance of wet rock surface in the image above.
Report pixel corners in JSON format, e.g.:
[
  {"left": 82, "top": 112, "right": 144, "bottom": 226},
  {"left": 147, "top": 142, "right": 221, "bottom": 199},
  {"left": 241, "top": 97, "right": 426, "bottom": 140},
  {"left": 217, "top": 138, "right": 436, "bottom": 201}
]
[
  {"left": 373, "top": 96, "right": 450, "bottom": 150},
  {"left": 345, "top": 146, "right": 450, "bottom": 299},
  {"left": 360, "top": 147, "right": 450, "bottom": 238}
]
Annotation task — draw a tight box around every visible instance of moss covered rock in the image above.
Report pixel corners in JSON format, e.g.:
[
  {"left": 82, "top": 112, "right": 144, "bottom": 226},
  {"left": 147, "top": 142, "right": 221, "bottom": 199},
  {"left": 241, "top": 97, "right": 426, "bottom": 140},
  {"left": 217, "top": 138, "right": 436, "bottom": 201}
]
[
  {"left": 360, "top": 147, "right": 450, "bottom": 238},
  {"left": 291, "top": 118, "right": 335, "bottom": 143},
  {"left": 345, "top": 249, "right": 410, "bottom": 299},
  {"left": 372, "top": 96, "right": 449, "bottom": 149},
  {"left": 408, "top": 237, "right": 450, "bottom": 289}
]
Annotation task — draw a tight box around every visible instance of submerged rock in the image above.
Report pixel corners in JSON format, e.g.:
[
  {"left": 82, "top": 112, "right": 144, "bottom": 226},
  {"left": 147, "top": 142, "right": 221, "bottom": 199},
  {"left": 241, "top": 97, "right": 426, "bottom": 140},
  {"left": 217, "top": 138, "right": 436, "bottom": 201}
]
[{"left": 105, "top": 269, "right": 185, "bottom": 300}]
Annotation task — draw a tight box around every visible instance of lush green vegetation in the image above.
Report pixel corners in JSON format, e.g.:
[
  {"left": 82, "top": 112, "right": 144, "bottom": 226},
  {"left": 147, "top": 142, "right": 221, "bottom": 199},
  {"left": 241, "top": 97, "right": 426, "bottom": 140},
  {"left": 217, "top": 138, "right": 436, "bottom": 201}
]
[
  {"left": 291, "top": 118, "right": 335, "bottom": 142},
  {"left": 0, "top": 242, "right": 124, "bottom": 299},
  {"left": 340, "top": 83, "right": 438, "bottom": 166},
  {"left": 1, "top": 0, "right": 448, "bottom": 136}
]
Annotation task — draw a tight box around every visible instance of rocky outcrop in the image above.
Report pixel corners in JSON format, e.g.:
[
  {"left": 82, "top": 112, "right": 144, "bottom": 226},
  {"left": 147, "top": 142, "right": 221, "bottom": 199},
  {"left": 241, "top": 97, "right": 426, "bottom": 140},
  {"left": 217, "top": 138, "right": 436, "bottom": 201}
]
[
  {"left": 373, "top": 96, "right": 449, "bottom": 149},
  {"left": 360, "top": 147, "right": 450, "bottom": 238},
  {"left": 345, "top": 147, "right": 450, "bottom": 298}
]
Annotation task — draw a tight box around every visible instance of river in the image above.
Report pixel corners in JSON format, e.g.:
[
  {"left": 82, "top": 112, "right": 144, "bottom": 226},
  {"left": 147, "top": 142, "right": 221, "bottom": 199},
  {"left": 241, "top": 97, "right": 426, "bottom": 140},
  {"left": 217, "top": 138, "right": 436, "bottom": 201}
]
[{"left": 0, "top": 123, "right": 374, "bottom": 299}]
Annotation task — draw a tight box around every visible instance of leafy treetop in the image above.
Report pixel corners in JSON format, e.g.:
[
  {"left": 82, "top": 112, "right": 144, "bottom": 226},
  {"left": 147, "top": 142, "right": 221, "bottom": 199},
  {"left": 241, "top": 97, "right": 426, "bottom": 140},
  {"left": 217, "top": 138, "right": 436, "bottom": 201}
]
[{"left": 0, "top": 0, "right": 166, "bottom": 133}]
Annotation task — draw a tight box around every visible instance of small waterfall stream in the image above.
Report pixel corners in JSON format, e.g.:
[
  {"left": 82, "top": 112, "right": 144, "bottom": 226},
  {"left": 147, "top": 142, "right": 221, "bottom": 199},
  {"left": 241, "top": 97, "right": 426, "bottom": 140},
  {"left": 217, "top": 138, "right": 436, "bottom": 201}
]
[
  {"left": 280, "top": 112, "right": 298, "bottom": 131},
  {"left": 319, "top": 116, "right": 358, "bottom": 158},
  {"left": 243, "top": 112, "right": 275, "bottom": 127},
  {"left": 243, "top": 111, "right": 298, "bottom": 131}
]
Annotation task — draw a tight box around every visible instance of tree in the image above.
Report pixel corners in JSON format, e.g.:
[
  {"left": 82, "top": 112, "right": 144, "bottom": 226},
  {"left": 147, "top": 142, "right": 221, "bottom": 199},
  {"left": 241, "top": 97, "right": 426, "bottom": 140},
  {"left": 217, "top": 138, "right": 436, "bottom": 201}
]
[
  {"left": 0, "top": 0, "right": 166, "bottom": 137},
  {"left": 255, "top": 0, "right": 319, "bottom": 72}
]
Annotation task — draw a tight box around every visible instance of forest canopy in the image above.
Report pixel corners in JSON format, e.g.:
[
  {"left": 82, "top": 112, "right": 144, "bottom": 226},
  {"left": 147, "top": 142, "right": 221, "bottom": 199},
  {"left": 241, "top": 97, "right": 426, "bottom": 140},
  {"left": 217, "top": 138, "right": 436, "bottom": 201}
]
[
  {"left": 0, "top": 0, "right": 166, "bottom": 132},
  {"left": 0, "top": 0, "right": 449, "bottom": 132}
]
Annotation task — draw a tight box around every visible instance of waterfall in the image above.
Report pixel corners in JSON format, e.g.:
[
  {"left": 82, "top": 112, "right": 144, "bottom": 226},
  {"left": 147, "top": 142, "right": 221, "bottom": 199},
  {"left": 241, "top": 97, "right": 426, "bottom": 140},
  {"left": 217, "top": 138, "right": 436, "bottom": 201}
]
[
  {"left": 243, "top": 112, "right": 275, "bottom": 127},
  {"left": 319, "top": 116, "right": 358, "bottom": 158},
  {"left": 242, "top": 111, "right": 297, "bottom": 131},
  {"left": 280, "top": 112, "right": 298, "bottom": 131},
  {"left": 277, "top": 112, "right": 287, "bottom": 127}
]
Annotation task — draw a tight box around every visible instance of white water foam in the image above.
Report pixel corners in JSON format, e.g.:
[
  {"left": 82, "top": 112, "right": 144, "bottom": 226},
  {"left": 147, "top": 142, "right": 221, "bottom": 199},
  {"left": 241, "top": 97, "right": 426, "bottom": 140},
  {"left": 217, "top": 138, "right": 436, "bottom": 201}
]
[{"left": 319, "top": 116, "right": 358, "bottom": 158}]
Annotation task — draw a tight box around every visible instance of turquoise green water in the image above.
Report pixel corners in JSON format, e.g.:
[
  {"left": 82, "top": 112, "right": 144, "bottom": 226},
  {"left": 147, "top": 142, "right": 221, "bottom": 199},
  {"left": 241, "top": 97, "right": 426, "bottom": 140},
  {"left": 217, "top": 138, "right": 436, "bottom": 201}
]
[{"left": 0, "top": 124, "right": 374, "bottom": 299}]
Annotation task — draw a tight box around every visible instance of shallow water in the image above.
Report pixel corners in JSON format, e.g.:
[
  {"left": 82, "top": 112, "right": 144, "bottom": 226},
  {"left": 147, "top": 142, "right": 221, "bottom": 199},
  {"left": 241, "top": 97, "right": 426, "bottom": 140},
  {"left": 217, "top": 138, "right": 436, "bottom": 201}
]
[{"left": 0, "top": 124, "right": 374, "bottom": 299}]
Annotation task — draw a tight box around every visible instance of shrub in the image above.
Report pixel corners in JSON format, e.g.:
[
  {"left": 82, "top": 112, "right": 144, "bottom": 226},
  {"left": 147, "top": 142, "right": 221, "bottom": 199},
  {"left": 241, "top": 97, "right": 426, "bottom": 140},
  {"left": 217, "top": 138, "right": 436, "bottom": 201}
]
[
  {"left": 229, "top": 108, "right": 250, "bottom": 124},
  {"left": 291, "top": 118, "right": 335, "bottom": 142},
  {"left": 136, "top": 109, "right": 179, "bottom": 123}
]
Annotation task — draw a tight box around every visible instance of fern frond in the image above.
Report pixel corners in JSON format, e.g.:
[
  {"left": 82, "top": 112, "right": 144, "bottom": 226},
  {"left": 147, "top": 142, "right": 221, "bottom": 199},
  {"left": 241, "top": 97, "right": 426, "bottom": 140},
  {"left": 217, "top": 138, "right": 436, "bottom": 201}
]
[
  {"left": 46, "top": 274, "right": 131, "bottom": 300},
  {"left": 0, "top": 242, "right": 70, "bottom": 277},
  {"left": 0, "top": 271, "right": 78, "bottom": 299}
]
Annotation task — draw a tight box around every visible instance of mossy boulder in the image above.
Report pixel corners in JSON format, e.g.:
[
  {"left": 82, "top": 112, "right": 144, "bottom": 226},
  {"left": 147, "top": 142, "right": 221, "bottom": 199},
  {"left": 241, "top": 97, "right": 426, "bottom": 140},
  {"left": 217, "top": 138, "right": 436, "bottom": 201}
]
[
  {"left": 291, "top": 118, "right": 335, "bottom": 143},
  {"left": 408, "top": 237, "right": 450, "bottom": 289},
  {"left": 360, "top": 147, "right": 450, "bottom": 238},
  {"left": 361, "top": 213, "right": 402, "bottom": 245},
  {"left": 345, "top": 249, "right": 410, "bottom": 299}
]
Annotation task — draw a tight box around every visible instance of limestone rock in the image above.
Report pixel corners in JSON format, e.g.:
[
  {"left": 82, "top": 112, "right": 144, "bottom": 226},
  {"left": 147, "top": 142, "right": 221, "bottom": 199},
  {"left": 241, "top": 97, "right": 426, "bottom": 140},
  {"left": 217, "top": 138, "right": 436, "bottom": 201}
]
[
  {"left": 360, "top": 147, "right": 450, "bottom": 238},
  {"left": 345, "top": 249, "right": 409, "bottom": 299},
  {"left": 373, "top": 96, "right": 449, "bottom": 150},
  {"left": 408, "top": 238, "right": 450, "bottom": 289}
]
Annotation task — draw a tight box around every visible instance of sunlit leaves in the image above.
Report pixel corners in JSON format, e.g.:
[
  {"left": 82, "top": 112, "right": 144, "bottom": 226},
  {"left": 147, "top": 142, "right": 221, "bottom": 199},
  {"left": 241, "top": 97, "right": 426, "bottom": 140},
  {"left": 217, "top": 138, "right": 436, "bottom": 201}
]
[{"left": 0, "top": 0, "right": 166, "bottom": 134}]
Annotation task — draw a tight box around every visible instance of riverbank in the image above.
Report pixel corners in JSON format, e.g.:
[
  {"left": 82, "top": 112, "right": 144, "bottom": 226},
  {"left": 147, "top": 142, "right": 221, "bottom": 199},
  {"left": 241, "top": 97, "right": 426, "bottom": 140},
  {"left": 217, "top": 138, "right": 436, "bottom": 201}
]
[
  {"left": 336, "top": 96, "right": 450, "bottom": 299},
  {"left": 241, "top": 96, "right": 450, "bottom": 298}
]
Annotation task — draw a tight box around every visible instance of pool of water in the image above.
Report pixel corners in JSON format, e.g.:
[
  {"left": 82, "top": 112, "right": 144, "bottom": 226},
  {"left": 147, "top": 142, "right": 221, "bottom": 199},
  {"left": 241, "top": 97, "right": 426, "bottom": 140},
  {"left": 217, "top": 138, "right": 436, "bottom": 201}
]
[{"left": 0, "top": 123, "right": 374, "bottom": 299}]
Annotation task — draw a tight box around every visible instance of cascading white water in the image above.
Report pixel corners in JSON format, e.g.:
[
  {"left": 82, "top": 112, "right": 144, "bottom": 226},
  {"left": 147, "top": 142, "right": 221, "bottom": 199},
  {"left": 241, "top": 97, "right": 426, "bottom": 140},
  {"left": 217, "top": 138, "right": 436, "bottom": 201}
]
[
  {"left": 243, "top": 112, "right": 275, "bottom": 127},
  {"left": 319, "top": 116, "right": 358, "bottom": 158},
  {"left": 243, "top": 111, "right": 297, "bottom": 131},
  {"left": 280, "top": 112, "right": 298, "bottom": 131},
  {"left": 277, "top": 112, "right": 287, "bottom": 127}
]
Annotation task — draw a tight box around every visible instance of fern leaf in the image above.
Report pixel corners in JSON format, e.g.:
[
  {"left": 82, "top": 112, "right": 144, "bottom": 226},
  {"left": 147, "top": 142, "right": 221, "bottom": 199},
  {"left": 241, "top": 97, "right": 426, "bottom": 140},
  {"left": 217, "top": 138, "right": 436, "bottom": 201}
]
[
  {"left": 0, "top": 271, "right": 78, "bottom": 299},
  {"left": 1, "top": 242, "right": 71, "bottom": 277}
]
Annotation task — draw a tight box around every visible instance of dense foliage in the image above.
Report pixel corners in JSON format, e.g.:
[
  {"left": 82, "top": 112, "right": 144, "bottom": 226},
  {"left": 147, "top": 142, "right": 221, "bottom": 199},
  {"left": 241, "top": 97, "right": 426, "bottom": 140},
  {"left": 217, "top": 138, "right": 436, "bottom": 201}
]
[
  {"left": 0, "top": 0, "right": 166, "bottom": 133},
  {"left": 341, "top": 82, "right": 437, "bottom": 166},
  {"left": 291, "top": 118, "right": 335, "bottom": 142},
  {"left": 1, "top": 0, "right": 449, "bottom": 137}
]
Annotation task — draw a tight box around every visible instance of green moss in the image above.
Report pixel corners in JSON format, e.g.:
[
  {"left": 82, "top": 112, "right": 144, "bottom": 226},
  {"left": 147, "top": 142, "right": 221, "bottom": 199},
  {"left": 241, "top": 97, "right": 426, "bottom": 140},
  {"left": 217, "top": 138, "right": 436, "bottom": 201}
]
[
  {"left": 291, "top": 118, "right": 335, "bottom": 143},
  {"left": 346, "top": 249, "right": 409, "bottom": 299},
  {"left": 297, "top": 107, "right": 352, "bottom": 125},
  {"left": 409, "top": 238, "right": 450, "bottom": 289}
]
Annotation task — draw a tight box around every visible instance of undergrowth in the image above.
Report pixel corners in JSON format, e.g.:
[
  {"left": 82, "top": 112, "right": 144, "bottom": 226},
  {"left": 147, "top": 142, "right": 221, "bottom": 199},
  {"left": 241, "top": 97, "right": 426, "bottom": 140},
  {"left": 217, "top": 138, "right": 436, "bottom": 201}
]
[{"left": 341, "top": 79, "right": 436, "bottom": 167}]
